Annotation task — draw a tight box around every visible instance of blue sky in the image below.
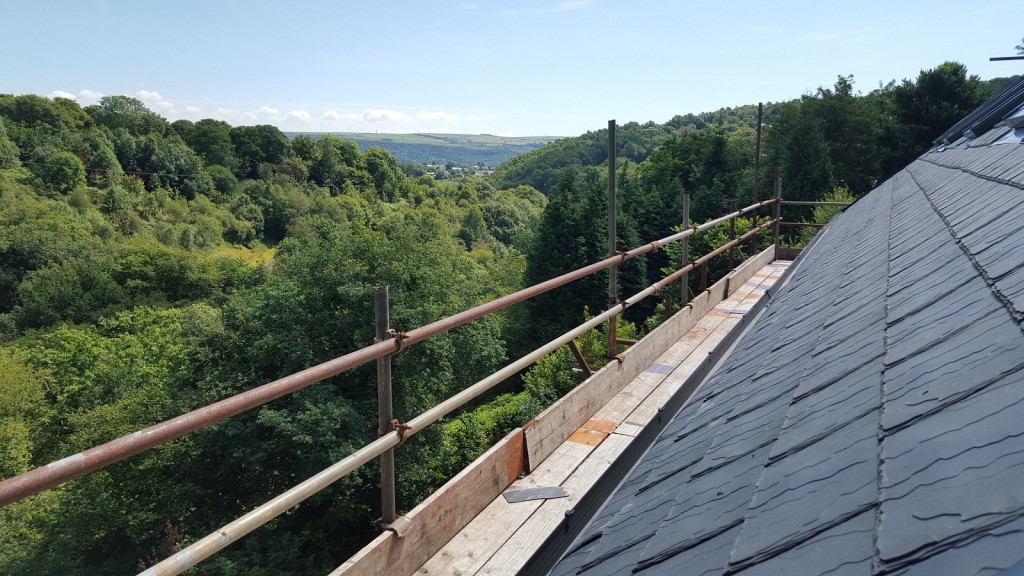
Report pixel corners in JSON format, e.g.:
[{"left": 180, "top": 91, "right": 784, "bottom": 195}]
[{"left": 3, "top": 0, "right": 1022, "bottom": 136}]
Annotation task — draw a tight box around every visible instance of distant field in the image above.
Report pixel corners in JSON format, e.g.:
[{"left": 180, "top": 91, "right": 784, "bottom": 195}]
[{"left": 286, "top": 132, "right": 562, "bottom": 167}]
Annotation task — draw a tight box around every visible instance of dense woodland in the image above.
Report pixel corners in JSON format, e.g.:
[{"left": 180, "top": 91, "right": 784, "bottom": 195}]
[{"left": 0, "top": 61, "right": 1013, "bottom": 575}]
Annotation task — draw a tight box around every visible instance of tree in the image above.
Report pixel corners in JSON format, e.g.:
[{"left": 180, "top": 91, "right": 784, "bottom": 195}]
[
  {"left": 364, "top": 147, "right": 404, "bottom": 201},
  {"left": 290, "top": 134, "right": 321, "bottom": 164},
  {"left": 0, "top": 118, "right": 20, "bottom": 169},
  {"left": 525, "top": 171, "right": 608, "bottom": 340},
  {"left": 1017, "top": 37, "right": 1024, "bottom": 55},
  {"left": 29, "top": 147, "right": 86, "bottom": 193},
  {"left": 230, "top": 125, "right": 290, "bottom": 179},
  {"left": 180, "top": 118, "right": 237, "bottom": 170},
  {"left": 886, "top": 61, "right": 983, "bottom": 171},
  {"left": 76, "top": 128, "right": 122, "bottom": 185},
  {"left": 309, "top": 135, "right": 363, "bottom": 194},
  {"left": 89, "top": 95, "right": 168, "bottom": 137}
]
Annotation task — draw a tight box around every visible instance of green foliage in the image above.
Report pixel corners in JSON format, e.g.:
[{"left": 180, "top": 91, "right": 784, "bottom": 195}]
[
  {"left": 525, "top": 170, "right": 609, "bottom": 341},
  {"left": 231, "top": 124, "right": 291, "bottom": 179},
  {"left": 883, "top": 62, "right": 984, "bottom": 173},
  {"left": 797, "top": 186, "right": 855, "bottom": 246},
  {"left": 29, "top": 147, "right": 86, "bottom": 193},
  {"left": 363, "top": 146, "right": 404, "bottom": 201},
  {"left": 0, "top": 59, "right": 1009, "bottom": 574},
  {"left": 90, "top": 95, "right": 168, "bottom": 137},
  {"left": 489, "top": 121, "right": 669, "bottom": 195},
  {"left": 0, "top": 349, "right": 45, "bottom": 477},
  {"left": 0, "top": 118, "right": 20, "bottom": 169}
]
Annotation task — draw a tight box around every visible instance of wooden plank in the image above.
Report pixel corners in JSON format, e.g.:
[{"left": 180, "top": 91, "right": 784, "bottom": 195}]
[
  {"left": 627, "top": 262, "right": 789, "bottom": 422},
  {"left": 623, "top": 316, "right": 742, "bottom": 428},
  {"left": 522, "top": 282, "right": 724, "bottom": 468},
  {"left": 727, "top": 245, "right": 776, "bottom": 293},
  {"left": 591, "top": 322, "right": 717, "bottom": 426},
  {"left": 417, "top": 441, "right": 594, "bottom": 576},
  {"left": 479, "top": 434, "right": 634, "bottom": 575},
  {"left": 331, "top": 428, "right": 524, "bottom": 576}
]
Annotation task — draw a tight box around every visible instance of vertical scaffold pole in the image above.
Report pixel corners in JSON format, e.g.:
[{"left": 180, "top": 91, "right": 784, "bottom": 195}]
[
  {"left": 607, "top": 120, "right": 618, "bottom": 359},
  {"left": 729, "top": 200, "right": 737, "bottom": 271},
  {"left": 374, "top": 286, "right": 396, "bottom": 526},
  {"left": 751, "top": 102, "right": 763, "bottom": 255},
  {"left": 772, "top": 177, "right": 783, "bottom": 248},
  {"left": 681, "top": 193, "right": 691, "bottom": 307}
]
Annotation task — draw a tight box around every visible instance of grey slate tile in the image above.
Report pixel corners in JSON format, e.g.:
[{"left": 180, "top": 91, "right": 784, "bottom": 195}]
[
  {"left": 881, "top": 305, "right": 1024, "bottom": 433},
  {"left": 898, "top": 516, "right": 1024, "bottom": 576},
  {"left": 633, "top": 524, "right": 741, "bottom": 576},
  {"left": 727, "top": 411, "right": 879, "bottom": 571},
  {"left": 735, "top": 509, "right": 875, "bottom": 576},
  {"left": 878, "top": 367, "right": 1024, "bottom": 568},
  {"left": 636, "top": 446, "right": 772, "bottom": 570},
  {"left": 773, "top": 360, "right": 881, "bottom": 460},
  {"left": 884, "top": 276, "right": 1005, "bottom": 368},
  {"left": 996, "top": 266, "right": 1024, "bottom": 317}
]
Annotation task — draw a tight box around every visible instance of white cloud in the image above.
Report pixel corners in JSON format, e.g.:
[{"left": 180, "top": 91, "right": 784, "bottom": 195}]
[
  {"left": 48, "top": 89, "right": 105, "bottom": 105},
  {"left": 259, "top": 106, "right": 280, "bottom": 115},
  {"left": 363, "top": 108, "right": 411, "bottom": 122},
  {"left": 466, "top": 114, "right": 499, "bottom": 121},
  {"left": 416, "top": 110, "right": 458, "bottom": 121},
  {"left": 185, "top": 106, "right": 201, "bottom": 113},
  {"left": 286, "top": 109, "right": 311, "bottom": 121},
  {"left": 78, "top": 90, "right": 104, "bottom": 104},
  {"left": 323, "top": 110, "right": 361, "bottom": 121},
  {"left": 135, "top": 89, "right": 174, "bottom": 111}
]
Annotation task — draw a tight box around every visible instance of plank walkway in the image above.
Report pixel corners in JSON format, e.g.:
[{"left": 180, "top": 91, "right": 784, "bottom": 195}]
[{"left": 416, "top": 261, "right": 791, "bottom": 576}]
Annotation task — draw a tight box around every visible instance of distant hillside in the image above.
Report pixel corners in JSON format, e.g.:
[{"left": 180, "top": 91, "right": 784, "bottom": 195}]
[{"left": 286, "top": 132, "right": 561, "bottom": 167}]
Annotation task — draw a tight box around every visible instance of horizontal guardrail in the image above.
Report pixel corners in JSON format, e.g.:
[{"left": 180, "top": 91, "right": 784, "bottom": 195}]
[{"left": 139, "top": 218, "right": 776, "bottom": 576}]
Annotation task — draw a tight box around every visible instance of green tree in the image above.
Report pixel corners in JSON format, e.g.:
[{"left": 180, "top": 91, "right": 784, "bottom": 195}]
[
  {"left": 76, "top": 128, "right": 122, "bottom": 185},
  {"left": 364, "top": 147, "right": 404, "bottom": 201},
  {"left": 179, "top": 118, "right": 237, "bottom": 170},
  {"left": 89, "top": 95, "right": 168, "bottom": 137},
  {"left": 29, "top": 147, "right": 86, "bottom": 193},
  {"left": 525, "top": 171, "right": 607, "bottom": 341},
  {"left": 309, "top": 135, "right": 364, "bottom": 194},
  {"left": 230, "top": 125, "right": 290, "bottom": 179},
  {"left": 886, "top": 61, "right": 983, "bottom": 171},
  {"left": 0, "top": 118, "right": 21, "bottom": 169}
]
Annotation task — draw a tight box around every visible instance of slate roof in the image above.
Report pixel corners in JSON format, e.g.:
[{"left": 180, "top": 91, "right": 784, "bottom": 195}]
[{"left": 547, "top": 84, "right": 1024, "bottom": 575}]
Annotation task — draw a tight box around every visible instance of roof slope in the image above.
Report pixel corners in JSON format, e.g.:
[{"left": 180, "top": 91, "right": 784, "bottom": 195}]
[{"left": 549, "top": 92, "right": 1024, "bottom": 575}]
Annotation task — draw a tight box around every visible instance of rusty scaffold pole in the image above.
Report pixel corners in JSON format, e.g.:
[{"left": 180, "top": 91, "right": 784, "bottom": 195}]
[
  {"left": 374, "top": 286, "right": 396, "bottom": 526},
  {"left": 750, "top": 102, "right": 763, "bottom": 256},
  {"left": 607, "top": 120, "right": 619, "bottom": 360},
  {"left": 772, "top": 177, "right": 783, "bottom": 247},
  {"left": 681, "top": 193, "right": 691, "bottom": 307},
  {"left": 729, "top": 201, "right": 737, "bottom": 271}
]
